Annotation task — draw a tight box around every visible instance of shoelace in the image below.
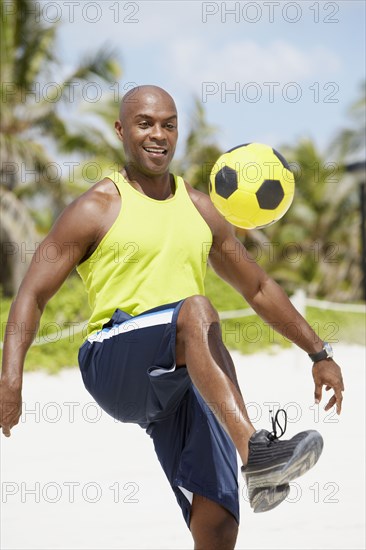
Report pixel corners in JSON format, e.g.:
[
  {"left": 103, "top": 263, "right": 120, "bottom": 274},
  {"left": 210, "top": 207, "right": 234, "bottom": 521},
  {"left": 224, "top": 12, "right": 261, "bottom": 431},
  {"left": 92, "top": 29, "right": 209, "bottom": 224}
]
[{"left": 267, "top": 408, "right": 288, "bottom": 442}]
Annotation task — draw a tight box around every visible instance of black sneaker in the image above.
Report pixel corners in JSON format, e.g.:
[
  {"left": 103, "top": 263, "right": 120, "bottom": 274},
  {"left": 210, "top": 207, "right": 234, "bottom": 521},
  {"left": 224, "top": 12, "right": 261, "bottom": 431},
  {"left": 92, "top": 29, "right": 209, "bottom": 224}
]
[
  {"left": 249, "top": 484, "right": 290, "bottom": 513},
  {"left": 242, "top": 409, "right": 323, "bottom": 512}
]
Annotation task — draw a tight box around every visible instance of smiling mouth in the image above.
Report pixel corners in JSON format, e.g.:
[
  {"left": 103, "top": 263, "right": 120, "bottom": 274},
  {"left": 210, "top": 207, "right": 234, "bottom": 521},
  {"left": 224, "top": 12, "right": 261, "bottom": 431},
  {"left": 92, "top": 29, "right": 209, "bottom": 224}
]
[{"left": 143, "top": 147, "right": 167, "bottom": 155}]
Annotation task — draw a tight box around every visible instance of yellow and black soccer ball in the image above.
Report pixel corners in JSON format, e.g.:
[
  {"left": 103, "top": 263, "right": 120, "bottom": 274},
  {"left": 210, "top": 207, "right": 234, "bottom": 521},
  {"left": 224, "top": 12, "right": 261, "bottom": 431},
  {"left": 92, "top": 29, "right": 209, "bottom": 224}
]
[{"left": 209, "top": 143, "right": 295, "bottom": 229}]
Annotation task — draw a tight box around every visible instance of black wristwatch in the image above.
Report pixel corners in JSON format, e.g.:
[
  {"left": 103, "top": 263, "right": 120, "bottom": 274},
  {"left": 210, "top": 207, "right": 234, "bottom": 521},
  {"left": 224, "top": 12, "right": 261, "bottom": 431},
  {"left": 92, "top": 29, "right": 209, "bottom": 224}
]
[{"left": 309, "top": 342, "right": 333, "bottom": 363}]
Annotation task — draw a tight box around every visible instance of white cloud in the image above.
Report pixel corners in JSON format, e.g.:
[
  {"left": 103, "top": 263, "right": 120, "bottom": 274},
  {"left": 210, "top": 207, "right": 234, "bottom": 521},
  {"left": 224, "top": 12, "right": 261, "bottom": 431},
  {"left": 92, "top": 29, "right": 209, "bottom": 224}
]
[{"left": 161, "top": 38, "right": 342, "bottom": 93}]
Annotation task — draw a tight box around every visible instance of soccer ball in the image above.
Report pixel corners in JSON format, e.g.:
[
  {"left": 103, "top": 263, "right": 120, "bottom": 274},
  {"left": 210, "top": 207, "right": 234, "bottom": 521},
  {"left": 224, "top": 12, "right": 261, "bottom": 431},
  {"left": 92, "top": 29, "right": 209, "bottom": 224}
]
[{"left": 209, "top": 143, "right": 295, "bottom": 229}]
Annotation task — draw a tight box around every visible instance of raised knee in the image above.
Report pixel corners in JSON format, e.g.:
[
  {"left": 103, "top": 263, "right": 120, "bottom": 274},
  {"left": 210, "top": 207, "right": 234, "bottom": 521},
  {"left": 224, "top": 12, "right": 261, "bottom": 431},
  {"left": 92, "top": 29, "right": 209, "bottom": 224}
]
[
  {"left": 182, "top": 295, "right": 219, "bottom": 321},
  {"left": 176, "top": 296, "right": 221, "bottom": 358},
  {"left": 177, "top": 295, "right": 220, "bottom": 338}
]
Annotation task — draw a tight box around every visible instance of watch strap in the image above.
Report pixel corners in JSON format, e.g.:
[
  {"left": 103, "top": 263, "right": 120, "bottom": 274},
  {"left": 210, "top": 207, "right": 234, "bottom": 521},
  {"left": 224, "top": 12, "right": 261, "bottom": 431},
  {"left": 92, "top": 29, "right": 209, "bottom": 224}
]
[
  {"left": 309, "top": 348, "right": 329, "bottom": 362},
  {"left": 309, "top": 343, "right": 332, "bottom": 362}
]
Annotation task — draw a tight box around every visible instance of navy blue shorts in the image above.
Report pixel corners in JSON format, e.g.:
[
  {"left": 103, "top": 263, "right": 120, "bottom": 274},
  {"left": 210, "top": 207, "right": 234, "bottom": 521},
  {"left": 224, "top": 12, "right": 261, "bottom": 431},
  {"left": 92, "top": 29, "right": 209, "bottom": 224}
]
[{"left": 78, "top": 300, "right": 239, "bottom": 526}]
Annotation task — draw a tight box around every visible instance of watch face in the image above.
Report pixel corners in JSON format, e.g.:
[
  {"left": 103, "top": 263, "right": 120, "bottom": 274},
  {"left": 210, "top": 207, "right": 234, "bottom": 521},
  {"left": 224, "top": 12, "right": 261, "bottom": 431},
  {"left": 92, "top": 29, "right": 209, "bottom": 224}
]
[{"left": 324, "top": 343, "right": 333, "bottom": 358}]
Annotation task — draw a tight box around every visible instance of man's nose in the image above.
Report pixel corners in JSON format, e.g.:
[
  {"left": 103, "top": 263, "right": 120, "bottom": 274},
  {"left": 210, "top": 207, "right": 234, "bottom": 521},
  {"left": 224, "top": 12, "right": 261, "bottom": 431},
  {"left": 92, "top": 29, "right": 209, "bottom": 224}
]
[{"left": 149, "top": 123, "right": 165, "bottom": 140}]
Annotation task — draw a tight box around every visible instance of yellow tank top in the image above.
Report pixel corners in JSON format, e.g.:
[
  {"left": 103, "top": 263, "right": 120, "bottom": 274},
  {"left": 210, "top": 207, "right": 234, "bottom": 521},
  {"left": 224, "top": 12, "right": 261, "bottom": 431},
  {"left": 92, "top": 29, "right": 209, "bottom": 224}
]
[{"left": 77, "top": 171, "right": 213, "bottom": 337}]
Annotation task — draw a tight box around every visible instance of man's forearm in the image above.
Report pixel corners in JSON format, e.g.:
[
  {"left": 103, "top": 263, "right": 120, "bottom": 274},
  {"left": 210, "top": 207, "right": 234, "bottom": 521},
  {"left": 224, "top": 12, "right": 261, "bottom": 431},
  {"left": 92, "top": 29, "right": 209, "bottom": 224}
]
[
  {"left": 1, "top": 292, "right": 42, "bottom": 386},
  {"left": 248, "top": 277, "right": 324, "bottom": 354}
]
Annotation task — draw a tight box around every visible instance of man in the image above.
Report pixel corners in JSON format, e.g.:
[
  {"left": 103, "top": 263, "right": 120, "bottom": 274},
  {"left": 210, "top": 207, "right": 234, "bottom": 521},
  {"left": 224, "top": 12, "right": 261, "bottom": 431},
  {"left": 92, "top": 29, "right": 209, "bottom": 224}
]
[{"left": 0, "top": 85, "right": 344, "bottom": 550}]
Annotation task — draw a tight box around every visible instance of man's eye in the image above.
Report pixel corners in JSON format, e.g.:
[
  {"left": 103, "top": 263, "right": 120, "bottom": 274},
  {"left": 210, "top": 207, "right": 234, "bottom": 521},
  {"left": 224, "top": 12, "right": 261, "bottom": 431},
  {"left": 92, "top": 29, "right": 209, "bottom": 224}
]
[
  {"left": 166, "top": 123, "right": 176, "bottom": 129},
  {"left": 138, "top": 121, "right": 149, "bottom": 128}
]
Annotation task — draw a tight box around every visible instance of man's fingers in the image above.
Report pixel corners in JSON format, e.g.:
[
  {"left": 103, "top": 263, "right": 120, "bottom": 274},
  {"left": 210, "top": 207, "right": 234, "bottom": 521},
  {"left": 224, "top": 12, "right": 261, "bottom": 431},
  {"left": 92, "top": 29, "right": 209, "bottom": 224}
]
[
  {"left": 324, "top": 390, "right": 343, "bottom": 415},
  {"left": 335, "top": 388, "right": 343, "bottom": 415},
  {"left": 324, "top": 394, "right": 336, "bottom": 411},
  {"left": 1, "top": 425, "right": 11, "bottom": 437},
  {"left": 313, "top": 360, "right": 345, "bottom": 414},
  {"left": 314, "top": 382, "right": 323, "bottom": 404}
]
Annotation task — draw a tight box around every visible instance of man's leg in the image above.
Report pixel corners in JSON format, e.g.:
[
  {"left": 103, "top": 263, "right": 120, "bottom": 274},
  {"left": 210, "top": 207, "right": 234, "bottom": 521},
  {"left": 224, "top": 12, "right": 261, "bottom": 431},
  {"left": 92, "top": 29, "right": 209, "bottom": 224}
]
[
  {"left": 175, "top": 295, "right": 255, "bottom": 466},
  {"left": 175, "top": 295, "right": 323, "bottom": 514},
  {"left": 190, "top": 495, "right": 238, "bottom": 550}
]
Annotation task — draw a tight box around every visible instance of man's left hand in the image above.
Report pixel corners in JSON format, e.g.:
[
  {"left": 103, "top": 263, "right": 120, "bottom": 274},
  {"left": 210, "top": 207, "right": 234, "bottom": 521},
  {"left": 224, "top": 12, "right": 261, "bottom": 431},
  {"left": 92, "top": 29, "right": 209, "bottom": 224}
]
[{"left": 312, "top": 359, "right": 345, "bottom": 415}]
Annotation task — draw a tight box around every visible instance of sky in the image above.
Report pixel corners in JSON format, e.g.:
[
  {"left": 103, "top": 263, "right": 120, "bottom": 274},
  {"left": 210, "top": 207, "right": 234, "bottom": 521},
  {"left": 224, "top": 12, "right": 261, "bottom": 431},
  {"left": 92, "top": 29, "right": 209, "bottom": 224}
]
[{"left": 51, "top": 0, "right": 365, "bottom": 160}]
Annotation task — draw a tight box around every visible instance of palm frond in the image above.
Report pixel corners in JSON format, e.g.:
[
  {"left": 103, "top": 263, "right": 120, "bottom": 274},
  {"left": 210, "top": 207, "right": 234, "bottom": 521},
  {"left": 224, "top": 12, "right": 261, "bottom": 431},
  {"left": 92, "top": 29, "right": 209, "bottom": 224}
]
[
  {"left": 16, "top": 25, "right": 58, "bottom": 90},
  {"left": 60, "top": 46, "right": 121, "bottom": 101}
]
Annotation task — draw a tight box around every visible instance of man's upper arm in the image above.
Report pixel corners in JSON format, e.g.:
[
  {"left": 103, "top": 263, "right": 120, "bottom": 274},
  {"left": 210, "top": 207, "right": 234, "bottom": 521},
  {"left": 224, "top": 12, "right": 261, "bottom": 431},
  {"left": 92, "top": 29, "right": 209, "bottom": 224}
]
[
  {"left": 17, "top": 193, "right": 102, "bottom": 309},
  {"left": 189, "top": 186, "right": 269, "bottom": 303}
]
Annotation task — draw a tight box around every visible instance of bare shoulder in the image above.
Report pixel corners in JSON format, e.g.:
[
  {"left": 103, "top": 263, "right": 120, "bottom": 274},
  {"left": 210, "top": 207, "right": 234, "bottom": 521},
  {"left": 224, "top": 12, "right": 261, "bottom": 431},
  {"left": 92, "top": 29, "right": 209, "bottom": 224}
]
[
  {"left": 68, "top": 177, "right": 119, "bottom": 220},
  {"left": 54, "top": 178, "right": 119, "bottom": 237},
  {"left": 14, "top": 178, "right": 121, "bottom": 304},
  {"left": 46, "top": 177, "right": 121, "bottom": 264},
  {"left": 184, "top": 181, "right": 235, "bottom": 247}
]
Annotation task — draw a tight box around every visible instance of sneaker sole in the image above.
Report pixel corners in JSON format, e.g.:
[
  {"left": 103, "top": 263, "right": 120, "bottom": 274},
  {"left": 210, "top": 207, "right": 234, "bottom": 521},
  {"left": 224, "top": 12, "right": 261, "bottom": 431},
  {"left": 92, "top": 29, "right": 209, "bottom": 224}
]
[
  {"left": 246, "top": 431, "right": 323, "bottom": 491},
  {"left": 251, "top": 484, "right": 290, "bottom": 513}
]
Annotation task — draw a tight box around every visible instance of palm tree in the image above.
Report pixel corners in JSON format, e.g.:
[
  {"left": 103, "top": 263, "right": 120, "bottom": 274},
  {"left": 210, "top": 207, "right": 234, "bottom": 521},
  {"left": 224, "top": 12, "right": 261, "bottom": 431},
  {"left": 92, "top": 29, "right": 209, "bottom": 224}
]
[
  {"left": 330, "top": 81, "right": 366, "bottom": 300},
  {"left": 244, "top": 139, "right": 361, "bottom": 300},
  {"left": 0, "top": 185, "right": 38, "bottom": 295},
  {"left": 331, "top": 81, "right": 366, "bottom": 160},
  {"left": 0, "top": 0, "right": 122, "bottom": 294},
  {"left": 173, "top": 97, "right": 222, "bottom": 192},
  {"left": 60, "top": 94, "right": 127, "bottom": 195},
  {"left": 0, "top": 0, "right": 122, "bottom": 214}
]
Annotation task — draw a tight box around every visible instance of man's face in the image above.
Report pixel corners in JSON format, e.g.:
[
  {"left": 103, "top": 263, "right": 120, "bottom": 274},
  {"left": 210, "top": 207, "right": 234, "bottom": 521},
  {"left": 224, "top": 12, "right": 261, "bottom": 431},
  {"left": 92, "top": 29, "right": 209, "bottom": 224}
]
[{"left": 115, "top": 88, "right": 178, "bottom": 177}]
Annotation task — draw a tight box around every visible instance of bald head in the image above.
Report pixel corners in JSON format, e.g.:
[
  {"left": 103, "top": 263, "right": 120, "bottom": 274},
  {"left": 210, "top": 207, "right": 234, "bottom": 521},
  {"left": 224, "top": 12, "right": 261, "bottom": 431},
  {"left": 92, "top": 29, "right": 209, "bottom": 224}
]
[
  {"left": 114, "top": 84, "right": 178, "bottom": 176},
  {"left": 119, "top": 85, "right": 177, "bottom": 121}
]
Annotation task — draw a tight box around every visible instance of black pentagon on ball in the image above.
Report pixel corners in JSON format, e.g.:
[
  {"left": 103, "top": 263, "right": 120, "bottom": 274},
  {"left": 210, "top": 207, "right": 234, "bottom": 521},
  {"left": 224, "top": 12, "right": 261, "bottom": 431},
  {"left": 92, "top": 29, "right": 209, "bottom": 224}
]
[
  {"left": 256, "top": 179, "right": 284, "bottom": 210},
  {"left": 215, "top": 166, "right": 238, "bottom": 198},
  {"left": 273, "top": 148, "right": 292, "bottom": 172},
  {"left": 226, "top": 143, "right": 251, "bottom": 153}
]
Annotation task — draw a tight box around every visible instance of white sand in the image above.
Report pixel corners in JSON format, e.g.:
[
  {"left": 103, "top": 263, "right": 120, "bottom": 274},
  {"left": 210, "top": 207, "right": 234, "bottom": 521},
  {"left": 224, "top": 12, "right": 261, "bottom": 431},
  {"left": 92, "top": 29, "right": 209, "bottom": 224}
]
[{"left": 1, "top": 344, "right": 365, "bottom": 550}]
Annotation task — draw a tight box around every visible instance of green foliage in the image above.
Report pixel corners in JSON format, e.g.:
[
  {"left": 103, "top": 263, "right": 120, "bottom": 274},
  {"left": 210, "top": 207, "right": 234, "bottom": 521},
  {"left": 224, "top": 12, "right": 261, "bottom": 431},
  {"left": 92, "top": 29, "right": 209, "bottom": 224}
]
[
  {"left": 306, "top": 307, "right": 366, "bottom": 348},
  {"left": 205, "top": 266, "right": 286, "bottom": 353},
  {"left": 204, "top": 266, "right": 246, "bottom": 311},
  {"left": 0, "top": 274, "right": 90, "bottom": 374},
  {"left": 204, "top": 267, "right": 365, "bottom": 354}
]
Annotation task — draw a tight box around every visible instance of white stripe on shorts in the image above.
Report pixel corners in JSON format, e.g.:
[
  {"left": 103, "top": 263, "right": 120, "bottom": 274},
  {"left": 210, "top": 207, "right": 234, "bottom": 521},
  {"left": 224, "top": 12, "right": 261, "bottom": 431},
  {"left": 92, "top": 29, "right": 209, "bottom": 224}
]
[
  {"left": 178, "top": 486, "right": 193, "bottom": 504},
  {"left": 87, "top": 308, "right": 175, "bottom": 344}
]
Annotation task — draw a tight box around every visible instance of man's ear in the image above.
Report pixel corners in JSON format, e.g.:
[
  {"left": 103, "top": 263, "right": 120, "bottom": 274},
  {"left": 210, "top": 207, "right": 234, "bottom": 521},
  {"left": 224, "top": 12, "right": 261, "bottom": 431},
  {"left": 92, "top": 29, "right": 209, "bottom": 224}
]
[{"left": 114, "top": 120, "right": 124, "bottom": 142}]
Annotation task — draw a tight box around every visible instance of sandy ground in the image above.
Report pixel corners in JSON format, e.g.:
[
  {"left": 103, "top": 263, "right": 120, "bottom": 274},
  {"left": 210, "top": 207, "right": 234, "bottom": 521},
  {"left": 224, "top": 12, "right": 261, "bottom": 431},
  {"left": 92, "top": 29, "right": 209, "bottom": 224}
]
[{"left": 1, "top": 343, "right": 365, "bottom": 550}]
